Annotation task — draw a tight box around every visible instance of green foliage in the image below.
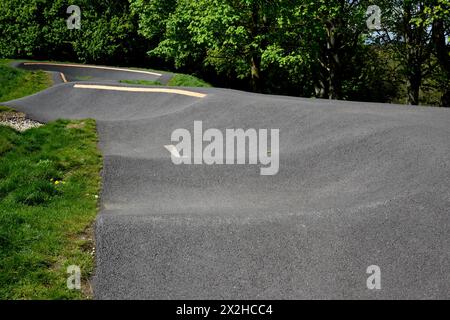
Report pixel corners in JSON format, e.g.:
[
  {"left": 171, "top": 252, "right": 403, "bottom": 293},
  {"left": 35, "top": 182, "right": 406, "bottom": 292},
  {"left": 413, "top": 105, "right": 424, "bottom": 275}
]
[
  {"left": 119, "top": 79, "right": 162, "bottom": 86},
  {"left": 368, "top": 0, "right": 449, "bottom": 106},
  {"left": 0, "top": 119, "right": 102, "bottom": 299},
  {"left": 147, "top": 0, "right": 304, "bottom": 89},
  {"left": 167, "top": 74, "right": 212, "bottom": 87},
  {"left": 0, "top": 62, "right": 52, "bottom": 102},
  {"left": 136, "top": 0, "right": 401, "bottom": 99},
  {"left": 0, "top": 105, "right": 14, "bottom": 113},
  {"left": 0, "top": 0, "right": 149, "bottom": 64},
  {"left": 71, "top": 1, "right": 142, "bottom": 64},
  {"left": 412, "top": 0, "right": 450, "bottom": 25},
  {"left": 130, "top": 0, "right": 177, "bottom": 43},
  {"left": 120, "top": 74, "right": 211, "bottom": 87}
]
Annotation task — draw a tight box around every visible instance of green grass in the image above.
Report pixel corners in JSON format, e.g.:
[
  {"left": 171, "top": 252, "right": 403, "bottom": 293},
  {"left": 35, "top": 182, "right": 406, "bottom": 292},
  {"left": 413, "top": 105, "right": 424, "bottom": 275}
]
[
  {"left": 120, "top": 74, "right": 211, "bottom": 88},
  {"left": 74, "top": 76, "right": 93, "bottom": 81},
  {"left": 0, "top": 59, "right": 11, "bottom": 65},
  {"left": 0, "top": 105, "right": 14, "bottom": 113},
  {"left": 167, "top": 74, "right": 212, "bottom": 87},
  {"left": 120, "top": 79, "right": 162, "bottom": 86},
  {"left": 0, "top": 60, "right": 52, "bottom": 103},
  {"left": 0, "top": 119, "right": 102, "bottom": 299}
]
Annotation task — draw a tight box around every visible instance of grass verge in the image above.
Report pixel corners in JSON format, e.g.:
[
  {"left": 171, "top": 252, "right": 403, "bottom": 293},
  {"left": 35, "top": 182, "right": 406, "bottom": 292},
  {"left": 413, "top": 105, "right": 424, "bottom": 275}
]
[
  {"left": 0, "top": 119, "right": 102, "bottom": 299},
  {"left": 120, "top": 79, "right": 162, "bottom": 86},
  {"left": 120, "top": 74, "right": 211, "bottom": 88},
  {"left": 167, "top": 74, "right": 211, "bottom": 87},
  {"left": 0, "top": 105, "right": 14, "bottom": 113},
  {"left": 0, "top": 59, "right": 52, "bottom": 103}
]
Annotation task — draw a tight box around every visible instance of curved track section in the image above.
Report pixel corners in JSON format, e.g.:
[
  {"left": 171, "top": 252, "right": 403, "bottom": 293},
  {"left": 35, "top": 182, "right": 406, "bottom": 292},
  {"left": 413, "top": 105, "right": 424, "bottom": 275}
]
[
  {"left": 15, "top": 61, "right": 169, "bottom": 84},
  {"left": 4, "top": 63, "right": 450, "bottom": 299}
]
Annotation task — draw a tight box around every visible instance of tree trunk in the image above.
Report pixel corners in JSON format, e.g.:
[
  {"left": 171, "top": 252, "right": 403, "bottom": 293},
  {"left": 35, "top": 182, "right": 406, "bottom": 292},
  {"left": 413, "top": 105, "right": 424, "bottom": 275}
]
[
  {"left": 249, "top": 2, "right": 262, "bottom": 92},
  {"left": 432, "top": 19, "right": 450, "bottom": 74},
  {"left": 250, "top": 55, "right": 262, "bottom": 92},
  {"left": 432, "top": 19, "right": 450, "bottom": 107},
  {"left": 441, "top": 91, "right": 450, "bottom": 108},
  {"left": 404, "top": 5, "right": 421, "bottom": 105},
  {"left": 325, "top": 20, "right": 343, "bottom": 100},
  {"left": 407, "top": 71, "right": 421, "bottom": 105},
  {"left": 314, "top": 75, "right": 328, "bottom": 99}
]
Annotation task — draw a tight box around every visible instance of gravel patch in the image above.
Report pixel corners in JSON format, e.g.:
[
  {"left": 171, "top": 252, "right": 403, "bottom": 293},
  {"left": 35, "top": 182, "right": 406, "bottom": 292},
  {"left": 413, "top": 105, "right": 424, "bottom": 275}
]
[{"left": 0, "top": 111, "right": 43, "bottom": 132}]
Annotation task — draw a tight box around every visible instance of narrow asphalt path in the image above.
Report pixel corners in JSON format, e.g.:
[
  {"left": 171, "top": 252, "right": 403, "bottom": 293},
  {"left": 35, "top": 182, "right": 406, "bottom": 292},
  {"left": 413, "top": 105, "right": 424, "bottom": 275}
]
[
  {"left": 4, "top": 62, "right": 450, "bottom": 299},
  {"left": 14, "top": 61, "right": 173, "bottom": 84}
]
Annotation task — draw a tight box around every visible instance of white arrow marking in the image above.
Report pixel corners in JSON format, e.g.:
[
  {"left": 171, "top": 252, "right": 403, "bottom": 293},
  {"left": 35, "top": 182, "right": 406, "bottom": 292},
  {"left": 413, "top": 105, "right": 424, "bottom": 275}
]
[
  {"left": 60, "top": 72, "right": 68, "bottom": 83},
  {"left": 164, "top": 145, "right": 182, "bottom": 158}
]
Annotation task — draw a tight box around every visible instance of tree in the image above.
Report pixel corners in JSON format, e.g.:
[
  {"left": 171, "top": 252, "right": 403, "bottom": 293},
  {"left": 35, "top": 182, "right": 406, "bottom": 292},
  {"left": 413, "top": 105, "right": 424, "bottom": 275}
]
[
  {"left": 403, "top": 1, "right": 433, "bottom": 105},
  {"left": 415, "top": 0, "right": 450, "bottom": 107},
  {"left": 70, "top": 0, "right": 148, "bottom": 65},
  {"left": 372, "top": 0, "right": 436, "bottom": 105},
  {"left": 129, "top": 0, "right": 177, "bottom": 49},
  {"left": 143, "top": 0, "right": 302, "bottom": 92},
  {"left": 0, "top": 0, "right": 147, "bottom": 65},
  {"left": 298, "top": 0, "right": 371, "bottom": 100},
  {"left": 139, "top": 0, "right": 383, "bottom": 99}
]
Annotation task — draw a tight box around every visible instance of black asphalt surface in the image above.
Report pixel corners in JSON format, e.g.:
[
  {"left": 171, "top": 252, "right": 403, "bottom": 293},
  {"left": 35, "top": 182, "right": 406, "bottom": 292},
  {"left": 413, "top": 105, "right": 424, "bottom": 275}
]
[{"left": 4, "top": 62, "right": 450, "bottom": 299}]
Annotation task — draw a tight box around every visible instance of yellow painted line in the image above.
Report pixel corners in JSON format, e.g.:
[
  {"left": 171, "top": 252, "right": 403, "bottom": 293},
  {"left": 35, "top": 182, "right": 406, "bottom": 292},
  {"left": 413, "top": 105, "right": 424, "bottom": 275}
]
[
  {"left": 73, "top": 84, "right": 207, "bottom": 98},
  {"left": 23, "top": 62, "right": 163, "bottom": 77},
  {"left": 60, "top": 72, "right": 68, "bottom": 83}
]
